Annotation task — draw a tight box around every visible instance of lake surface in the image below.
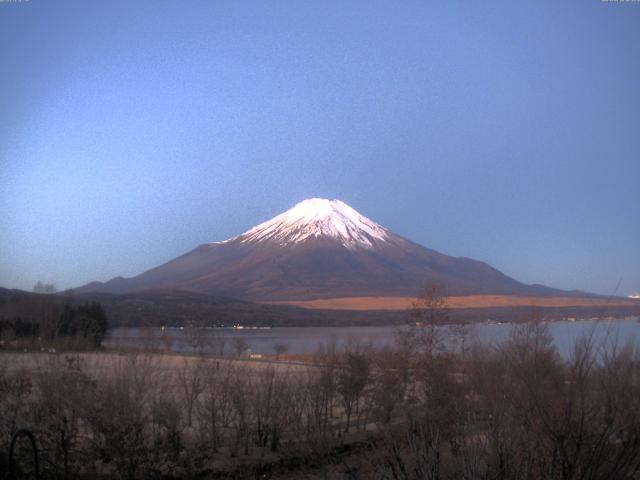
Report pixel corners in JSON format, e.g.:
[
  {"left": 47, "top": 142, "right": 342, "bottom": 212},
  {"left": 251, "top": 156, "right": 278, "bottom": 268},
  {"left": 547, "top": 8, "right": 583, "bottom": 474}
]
[{"left": 105, "top": 317, "right": 640, "bottom": 358}]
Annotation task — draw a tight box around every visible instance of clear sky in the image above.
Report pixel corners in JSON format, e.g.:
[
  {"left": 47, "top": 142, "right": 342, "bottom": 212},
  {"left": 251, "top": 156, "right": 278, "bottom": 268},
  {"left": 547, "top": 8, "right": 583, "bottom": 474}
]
[{"left": 1, "top": 0, "right": 639, "bottom": 296}]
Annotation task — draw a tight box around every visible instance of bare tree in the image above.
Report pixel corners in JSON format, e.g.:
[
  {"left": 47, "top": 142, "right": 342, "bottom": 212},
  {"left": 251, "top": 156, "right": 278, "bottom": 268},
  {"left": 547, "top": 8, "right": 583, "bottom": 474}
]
[
  {"left": 84, "top": 354, "right": 158, "bottom": 479},
  {"left": 197, "top": 360, "right": 235, "bottom": 452},
  {"left": 253, "top": 365, "right": 291, "bottom": 454},
  {"left": 185, "top": 326, "right": 206, "bottom": 354},
  {"left": 229, "top": 372, "right": 251, "bottom": 457},
  {"left": 33, "top": 355, "right": 94, "bottom": 478},
  {"left": 151, "top": 396, "right": 182, "bottom": 462},
  {"left": 273, "top": 342, "right": 288, "bottom": 360},
  {"left": 177, "top": 358, "right": 205, "bottom": 427},
  {"left": 337, "top": 349, "right": 371, "bottom": 432},
  {"left": 400, "top": 283, "right": 451, "bottom": 358},
  {"left": 234, "top": 337, "right": 249, "bottom": 357},
  {"left": 370, "top": 347, "right": 410, "bottom": 424}
]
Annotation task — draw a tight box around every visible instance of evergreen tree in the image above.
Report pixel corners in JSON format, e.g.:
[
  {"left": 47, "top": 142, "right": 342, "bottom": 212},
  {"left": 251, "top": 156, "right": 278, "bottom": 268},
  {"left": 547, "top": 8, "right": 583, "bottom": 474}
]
[{"left": 57, "top": 302, "right": 109, "bottom": 348}]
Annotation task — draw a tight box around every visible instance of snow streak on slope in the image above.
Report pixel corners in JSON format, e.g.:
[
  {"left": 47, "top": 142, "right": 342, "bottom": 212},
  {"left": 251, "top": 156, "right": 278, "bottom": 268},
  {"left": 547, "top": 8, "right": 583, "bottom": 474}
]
[{"left": 220, "top": 198, "right": 391, "bottom": 249}]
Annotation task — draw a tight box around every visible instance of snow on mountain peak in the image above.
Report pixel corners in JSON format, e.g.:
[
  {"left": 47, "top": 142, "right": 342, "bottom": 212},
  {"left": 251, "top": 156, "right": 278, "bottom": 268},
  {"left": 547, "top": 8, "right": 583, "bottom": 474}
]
[{"left": 227, "top": 198, "right": 391, "bottom": 248}]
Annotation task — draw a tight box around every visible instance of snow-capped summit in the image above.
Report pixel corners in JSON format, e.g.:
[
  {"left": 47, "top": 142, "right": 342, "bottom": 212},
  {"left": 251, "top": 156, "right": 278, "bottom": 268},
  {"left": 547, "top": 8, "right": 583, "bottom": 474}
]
[{"left": 230, "top": 198, "right": 390, "bottom": 249}]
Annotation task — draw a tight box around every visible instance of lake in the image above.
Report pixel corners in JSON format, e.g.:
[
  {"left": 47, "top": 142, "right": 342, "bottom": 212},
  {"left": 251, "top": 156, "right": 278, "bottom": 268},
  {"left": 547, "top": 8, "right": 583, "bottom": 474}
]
[{"left": 105, "top": 317, "right": 640, "bottom": 358}]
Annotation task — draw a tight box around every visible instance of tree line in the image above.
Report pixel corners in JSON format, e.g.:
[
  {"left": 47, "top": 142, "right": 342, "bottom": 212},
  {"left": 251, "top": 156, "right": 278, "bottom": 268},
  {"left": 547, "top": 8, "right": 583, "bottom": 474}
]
[{"left": 0, "top": 293, "right": 109, "bottom": 349}]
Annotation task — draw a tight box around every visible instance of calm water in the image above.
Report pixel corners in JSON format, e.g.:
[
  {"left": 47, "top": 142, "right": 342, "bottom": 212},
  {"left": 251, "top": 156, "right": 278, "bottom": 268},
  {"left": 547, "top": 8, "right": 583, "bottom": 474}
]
[{"left": 105, "top": 317, "right": 640, "bottom": 357}]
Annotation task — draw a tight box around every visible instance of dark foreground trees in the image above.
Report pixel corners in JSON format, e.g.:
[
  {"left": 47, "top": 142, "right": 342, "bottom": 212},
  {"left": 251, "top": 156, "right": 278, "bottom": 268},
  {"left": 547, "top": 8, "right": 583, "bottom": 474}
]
[
  {"left": 58, "top": 302, "right": 109, "bottom": 348},
  {"left": 1, "top": 320, "right": 640, "bottom": 479},
  {"left": 368, "top": 321, "right": 640, "bottom": 480},
  {"left": 0, "top": 296, "right": 109, "bottom": 350}
]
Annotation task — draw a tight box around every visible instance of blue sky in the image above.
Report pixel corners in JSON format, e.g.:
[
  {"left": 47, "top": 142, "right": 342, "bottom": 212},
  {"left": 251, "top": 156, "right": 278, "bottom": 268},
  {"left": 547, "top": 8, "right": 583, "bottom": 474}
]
[{"left": 1, "top": 0, "right": 639, "bottom": 295}]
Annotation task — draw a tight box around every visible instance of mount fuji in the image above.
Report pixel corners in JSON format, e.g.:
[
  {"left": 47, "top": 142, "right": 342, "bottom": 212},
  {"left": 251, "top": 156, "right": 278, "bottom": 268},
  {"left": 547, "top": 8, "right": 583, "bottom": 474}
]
[{"left": 78, "top": 198, "right": 571, "bottom": 301}]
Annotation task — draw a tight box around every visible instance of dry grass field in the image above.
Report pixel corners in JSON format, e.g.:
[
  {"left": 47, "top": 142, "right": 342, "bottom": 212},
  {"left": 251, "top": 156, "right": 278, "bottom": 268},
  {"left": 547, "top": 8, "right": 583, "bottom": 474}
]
[
  {"left": 269, "top": 295, "right": 640, "bottom": 311},
  {"left": 0, "top": 350, "right": 309, "bottom": 376}
]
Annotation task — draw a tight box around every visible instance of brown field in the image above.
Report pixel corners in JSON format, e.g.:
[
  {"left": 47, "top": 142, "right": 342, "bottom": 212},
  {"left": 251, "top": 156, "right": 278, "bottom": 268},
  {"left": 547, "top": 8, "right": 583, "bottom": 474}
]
[
  {"left": 0, "top": 350, "right": 309, "bottom": 376},
  {"left": 268, "top": 295, "right": 640, "bottom": 311}
]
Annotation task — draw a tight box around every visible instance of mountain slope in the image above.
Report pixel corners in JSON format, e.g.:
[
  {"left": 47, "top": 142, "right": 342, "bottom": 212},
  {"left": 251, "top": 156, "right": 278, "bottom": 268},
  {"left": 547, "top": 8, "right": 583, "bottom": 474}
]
[{"left": 77, "top": 198, "right": 577, "bottom": 300}]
